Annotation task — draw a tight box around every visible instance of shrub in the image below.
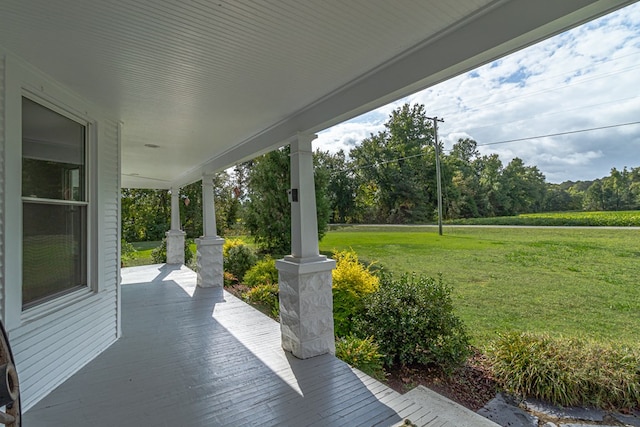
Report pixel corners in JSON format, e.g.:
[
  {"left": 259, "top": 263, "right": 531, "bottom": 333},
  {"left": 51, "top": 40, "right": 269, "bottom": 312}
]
[
  {"left": 150, "top": 237, "right": 194, "bottom": 265},
  {"left": 243, "top": 256, "right": 278, "bottom": 287},
  {"left": 355, "top": 273, "right": 470, "bottom": 372},
  {"left": 223, "top": 271, "right": 237, "bottom": 287},
  {"left": 335, "top": 335, "right": 386, "bottom": 381},
  {"left": 223, "top": 238, "right": 246, "bottom": 258},
  {"left": 332, "top": 249, "right": 380, "bottom": 337},
  {"left": 243, "top": 283, "right": 279, "bottom": 319},
  {"left": 488, "top": 332, "right": 640, "bottom": 410},
  {"left": 224, "top": 244, "right": 257, "bottom": 281},
  {"left": 120, "top": 239, "right": 137, "bottom": 265}
]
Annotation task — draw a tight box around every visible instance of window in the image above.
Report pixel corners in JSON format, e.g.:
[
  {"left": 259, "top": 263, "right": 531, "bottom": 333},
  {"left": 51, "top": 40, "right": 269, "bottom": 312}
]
[{"left": 22, "top": 97, "right": 88, "bottom": 309}]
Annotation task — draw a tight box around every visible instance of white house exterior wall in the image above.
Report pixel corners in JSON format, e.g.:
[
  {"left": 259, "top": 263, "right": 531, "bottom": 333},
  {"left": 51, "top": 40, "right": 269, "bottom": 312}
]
[
  {"left": 0, "top": 54, "right": 5, "bottom": 322},
  {"left": 0, "top": 48, "right": 121, "bottom": 411}
]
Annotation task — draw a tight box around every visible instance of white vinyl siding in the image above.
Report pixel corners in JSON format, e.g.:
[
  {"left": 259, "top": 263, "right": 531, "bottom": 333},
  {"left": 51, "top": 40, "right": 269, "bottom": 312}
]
[
  {"left": 98, "top": 119, "right": 121, "bottom": 295},
  {"left": 1, "top": 48, "right": 121, "bottom": 411},
  {"left": 0, "top": 53, "right": 5, "bottom": 321}
]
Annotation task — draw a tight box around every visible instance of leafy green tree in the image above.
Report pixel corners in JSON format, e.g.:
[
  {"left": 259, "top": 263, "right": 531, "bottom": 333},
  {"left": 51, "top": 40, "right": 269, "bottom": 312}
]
[
  {"left": 445, "top": 138, "right": 481, "bottom": 218},
  {"left": 350, "top": 103, "right": 436, "bottom": 223},
  {"left": 583, "top": 180, "right": 605, "bottom": 211},
  {"left": 543, "top": 185, "right": 575, "bottom": 212},
  {"left": 323, "top": 150, "right": 357, "bottom": 223},
  {"left": 500, "top": 157, "right": 547, "bottom": 214},
  {"left": 244, "top": 146, "right": 331, "bottom": 254},
  {"left": 121, "top": 188, "right": 170, "bottom": 241},
  {"left": 475, "top": 153, "right": 506, "bottom": 216},
  {"left": 244, "top": 147, "right": 290, "bottom": 253}
]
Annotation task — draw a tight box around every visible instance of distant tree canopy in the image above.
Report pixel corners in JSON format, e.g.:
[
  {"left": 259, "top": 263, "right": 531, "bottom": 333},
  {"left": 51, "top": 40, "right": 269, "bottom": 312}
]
[{"left": 122, "top": 102, "right": 640, "bottom": 247}]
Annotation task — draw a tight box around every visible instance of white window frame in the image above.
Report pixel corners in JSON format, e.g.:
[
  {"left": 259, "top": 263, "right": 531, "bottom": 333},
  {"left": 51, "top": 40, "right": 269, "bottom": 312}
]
[{"left": 19, "top": 92, "right": 97, "bottom": 322}]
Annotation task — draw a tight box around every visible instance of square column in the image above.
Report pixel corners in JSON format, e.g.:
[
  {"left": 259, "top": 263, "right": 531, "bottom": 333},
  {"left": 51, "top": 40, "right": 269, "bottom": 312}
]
[
  {"left": 277, "top": 257, "right": 336, "bottom": 359},
  {"left": 277, "top": 133, "right": 336, "bottom": 359},
  {"left": 196, "top": 175, "right": 224, "bottom": 287},
  {"left": 196, "top": 237, "right": 224, "bottom": 287},
  {"left": 166, "top": 187, "right": 186, "bottom": 265}
]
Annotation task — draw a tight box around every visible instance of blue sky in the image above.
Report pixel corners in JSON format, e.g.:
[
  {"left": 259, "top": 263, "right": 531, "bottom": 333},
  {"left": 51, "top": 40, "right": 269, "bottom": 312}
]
[{"left": 314, "top": 3, "right": 640, "bottom": 184}]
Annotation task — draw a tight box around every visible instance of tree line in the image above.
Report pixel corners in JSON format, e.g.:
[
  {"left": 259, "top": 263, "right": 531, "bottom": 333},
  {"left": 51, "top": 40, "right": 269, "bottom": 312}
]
[{"left": 122, "top": 103, "right": 640, "bottom": 251}]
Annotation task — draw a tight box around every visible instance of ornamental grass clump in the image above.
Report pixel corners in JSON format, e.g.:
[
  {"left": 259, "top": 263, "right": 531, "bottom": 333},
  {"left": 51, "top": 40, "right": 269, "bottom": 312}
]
[
  {"left": 355, "top": 273, "right": 470, "bottom": 372},
  {"left": 488, "top": 332, "right": 640, "bottom": 410},
  {"left": 331, "top": 249, "right": 380, "bottom": 337},
  {"left": 335, "top": 335, "right": 386, "bottom": 381}
]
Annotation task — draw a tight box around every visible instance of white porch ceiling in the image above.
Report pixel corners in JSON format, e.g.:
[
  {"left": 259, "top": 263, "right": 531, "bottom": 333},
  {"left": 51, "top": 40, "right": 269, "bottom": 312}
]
[{"left": 0, "top": 0, "right": 635, "bottom": 189}]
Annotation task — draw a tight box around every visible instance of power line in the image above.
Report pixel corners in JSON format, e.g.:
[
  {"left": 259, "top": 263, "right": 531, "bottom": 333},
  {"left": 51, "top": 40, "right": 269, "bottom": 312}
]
[
  {"left": 476, "top": 120, "right": 640, "bottom": 148},
  {"left": 326, "top": 120, "right": 640, "bottom": 175},
  {"left": 458, "top": 95, "right": 640, "bottom": 135}
]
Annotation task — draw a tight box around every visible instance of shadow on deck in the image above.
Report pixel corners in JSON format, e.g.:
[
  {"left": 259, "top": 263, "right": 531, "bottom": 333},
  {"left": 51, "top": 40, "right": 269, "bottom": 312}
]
[{"left": 24, "top": 264, "right": 496, "bottom": 426}]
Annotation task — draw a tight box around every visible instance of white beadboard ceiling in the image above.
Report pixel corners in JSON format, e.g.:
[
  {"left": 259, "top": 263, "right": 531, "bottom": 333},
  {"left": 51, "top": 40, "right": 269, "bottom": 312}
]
[{"left": 0, "top": 0, "right": 635, "bottom": 188}]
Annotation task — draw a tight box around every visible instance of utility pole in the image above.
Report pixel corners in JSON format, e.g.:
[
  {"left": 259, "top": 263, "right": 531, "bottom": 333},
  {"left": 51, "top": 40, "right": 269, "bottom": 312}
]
[{"left": 427, "top": 116, "right": 445, "bottom": 235}]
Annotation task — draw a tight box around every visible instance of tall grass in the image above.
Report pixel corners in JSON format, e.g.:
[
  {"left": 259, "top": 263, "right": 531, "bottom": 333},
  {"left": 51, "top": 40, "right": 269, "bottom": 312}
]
[{"left": 488, "top": 332, "right": 640, "bottom": 409}]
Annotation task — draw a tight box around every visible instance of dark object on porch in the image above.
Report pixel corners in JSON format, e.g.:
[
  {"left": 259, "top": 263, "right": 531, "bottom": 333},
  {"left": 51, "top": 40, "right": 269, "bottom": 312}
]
[{"left": 0, "top": 320, "right": 20, "bottom": 426}]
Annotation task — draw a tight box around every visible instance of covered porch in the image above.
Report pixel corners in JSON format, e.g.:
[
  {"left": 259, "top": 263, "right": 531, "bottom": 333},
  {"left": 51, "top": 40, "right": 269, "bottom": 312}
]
[{"left": 24, "top": 264, "right": 496, "bottom": 427}]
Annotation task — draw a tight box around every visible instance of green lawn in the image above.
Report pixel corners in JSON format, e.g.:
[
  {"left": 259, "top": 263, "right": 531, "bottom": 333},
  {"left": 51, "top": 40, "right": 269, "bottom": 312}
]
[
  {"left": 126, "top": 240, "right": 199, "bottom": 266},
  {"left": 319, "top": 226, "right": 640, "bottom": 348},
  {"left": 125, "top": 241, "right": 160, "bottom": 266}
]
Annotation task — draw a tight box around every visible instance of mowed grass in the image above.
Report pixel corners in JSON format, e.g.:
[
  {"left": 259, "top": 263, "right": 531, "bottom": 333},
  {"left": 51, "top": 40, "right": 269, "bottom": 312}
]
[
  {"left": 319, "top": 226, "right": 640, "bottom": 348},
  {"left": 126, "top": 241, "right": 160, "bottom": 266}
]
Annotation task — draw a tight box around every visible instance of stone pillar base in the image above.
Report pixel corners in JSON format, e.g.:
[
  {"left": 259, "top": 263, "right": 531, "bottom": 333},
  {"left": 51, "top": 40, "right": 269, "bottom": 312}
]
[
  {"left": 276, "top": 255, "right": 336, "bottom": 359},
  {"left": 195, "top": 236, "right": 225, "bottom": 288},
  {"left": 166, "top": 230, "right": 186, "bottom": 265}
]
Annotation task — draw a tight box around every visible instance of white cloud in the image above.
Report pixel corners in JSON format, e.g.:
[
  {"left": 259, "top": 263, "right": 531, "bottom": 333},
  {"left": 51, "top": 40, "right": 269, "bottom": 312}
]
[
  {"left": 317, "top": 2, "right": 640, "bottom": 183},
  {"left": 315, "top": 119, "right": 385, "bottom": 154}
]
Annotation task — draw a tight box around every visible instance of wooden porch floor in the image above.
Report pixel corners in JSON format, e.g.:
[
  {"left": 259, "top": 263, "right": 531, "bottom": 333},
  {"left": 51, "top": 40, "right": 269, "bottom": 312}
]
[{"left": 24, "top": 264, "right": 496, "bottom": 426}]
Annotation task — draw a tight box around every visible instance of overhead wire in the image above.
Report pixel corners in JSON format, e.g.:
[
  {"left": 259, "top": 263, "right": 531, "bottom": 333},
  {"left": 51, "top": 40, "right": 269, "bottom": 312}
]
[
  {"left": 475, "top": 121, "right": 640, "bottom": 148},
  {"left": 325, "top": 121, "right": 640, "bottom": 175}
]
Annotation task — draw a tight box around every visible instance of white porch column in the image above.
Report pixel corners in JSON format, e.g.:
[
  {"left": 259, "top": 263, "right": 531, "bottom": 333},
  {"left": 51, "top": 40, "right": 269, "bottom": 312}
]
[
  {"left": 196, "top": 175, "right": 225, "bottom": 287},
  {"left": 276, "top": 133, "right": 336, "bottom": 359},
  {"left": 166, "top": 186, "right": 186, "bottom": 264}
]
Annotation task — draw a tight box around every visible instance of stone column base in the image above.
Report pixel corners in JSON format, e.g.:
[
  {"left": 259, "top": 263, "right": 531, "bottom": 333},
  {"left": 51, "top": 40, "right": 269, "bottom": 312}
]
[
  {"left": 166, "top": 230, "right": 186, "bottom": 265},
  {"left": 276, "top": 255, "right": 336, "bottom": 359},
  {"left": 195, "top": 236, "right": 225, "bottom": 288}
]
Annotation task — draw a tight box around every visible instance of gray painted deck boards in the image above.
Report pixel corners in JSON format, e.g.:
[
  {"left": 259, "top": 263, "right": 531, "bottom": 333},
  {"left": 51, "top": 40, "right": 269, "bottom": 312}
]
[{"left": 24, "top": 264, "right": 492, "bottom": 426}]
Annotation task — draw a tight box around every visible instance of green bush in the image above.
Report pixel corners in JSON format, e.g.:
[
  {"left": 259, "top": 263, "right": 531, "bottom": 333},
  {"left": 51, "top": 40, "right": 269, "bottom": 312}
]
[
  {"left": 120, "top": 239, "right": 137, "bottom": 265},
  {"left": 332, "top": 249, "right": 380, "bottom": 337},
  {"left": 150, "top": 237, "right": 194, "bottom": 265},
  {"left": 335, "top": 335, "right": 386, "bottom": 381},
  {"left": 223, "top": 238, "right": 246, "bottom": 258},
  {"left": 355, "top": 273, "right": 470, "bottom": 372},
  {"left": 488, "top": 332, "right": 640, "bottom": 410},
  {"left": 224, "top": 244, "right": 257, "bottom": 281},
  {"left": 243, "top": 283, "right": 279, "bottom": 319},
  {"left": 243, "top": 256, "right": 278, "bottom": 287}
]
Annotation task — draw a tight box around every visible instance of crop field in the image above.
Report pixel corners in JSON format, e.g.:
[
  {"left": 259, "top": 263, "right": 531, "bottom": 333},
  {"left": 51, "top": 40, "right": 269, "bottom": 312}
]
[
  {"left": 319, "top": 225, "right": 640, "bottom": 348},
  {"left": 447, "top": 210, "right": 640, "bottom": 226}
]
